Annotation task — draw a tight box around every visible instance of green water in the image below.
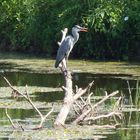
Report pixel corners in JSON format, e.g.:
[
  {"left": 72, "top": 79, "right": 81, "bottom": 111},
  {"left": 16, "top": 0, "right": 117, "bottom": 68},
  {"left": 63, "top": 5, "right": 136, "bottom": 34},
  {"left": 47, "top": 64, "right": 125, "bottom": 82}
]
[{"left": 0, "top": 72, "right": 139, "bottom": 140}]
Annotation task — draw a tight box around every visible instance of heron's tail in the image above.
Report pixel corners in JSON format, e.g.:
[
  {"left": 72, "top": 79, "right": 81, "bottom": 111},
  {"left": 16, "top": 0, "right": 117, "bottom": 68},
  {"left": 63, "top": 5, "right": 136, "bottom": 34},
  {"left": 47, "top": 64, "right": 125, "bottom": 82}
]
[{"left": 54, "top": 61, "right": 59, "bottom": 68}]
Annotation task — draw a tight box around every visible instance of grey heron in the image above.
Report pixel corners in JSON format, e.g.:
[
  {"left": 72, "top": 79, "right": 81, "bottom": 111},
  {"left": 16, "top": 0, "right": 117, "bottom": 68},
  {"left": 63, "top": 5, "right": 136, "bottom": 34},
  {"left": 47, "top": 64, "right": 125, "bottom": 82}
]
[{"left": 55, "top": 25, "right": 88, "bottom": 70}]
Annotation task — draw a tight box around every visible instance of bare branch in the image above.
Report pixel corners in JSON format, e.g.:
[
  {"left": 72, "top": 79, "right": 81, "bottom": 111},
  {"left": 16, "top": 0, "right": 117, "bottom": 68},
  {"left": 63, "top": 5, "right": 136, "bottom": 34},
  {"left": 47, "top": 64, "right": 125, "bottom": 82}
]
[
  {"left": 61, "top": 86, "right": 68, "bottom": 92},
  {"left": 80, "top": 97, "right": 86, "bottom": 105},
  {"left": 73, "top": 107, "right": 92, "bottom": 124},
  {"left": 113, "top": 96, "right": 122, "bottom": 111},
  {"left": 74, "top": 81, "right": 94, "bottom": 100},
  {"left": 4, "top": 77, "right": 43, "bottom": 119},
  {"left": 75, "top": 85, "right": 79, "bottom": 93},
  {"left": 92, "top": 90, "right": 119, "bottom": 109},
  {"left": 4, "top": 77, "right": 53, "bottom": 130},
  {"left": 34, "top": 106, "right": 54, "bottom": 130},
  {"left": 74, "top": 100, "right": 83, "bottom": 110},
  {"left": 86, "top": 92, "right": 94, "bottom": 104},
  {"left": 16, "top": 121, "right": 24, "bottom": 131},
  {"left": 5, "top": 108, "right": 16, "bottom": 129},
  {"left": 73, "top": 104, "right": 80, "bottom": 115},
  {"left": 84, "top": 111, "right": 122, "bottom": 122},
  {"left": 73, "top": 90, "right": 120, "bottom": 125},
  {"left": 57, "top": 28, "right": 68, "bottom": 46}
]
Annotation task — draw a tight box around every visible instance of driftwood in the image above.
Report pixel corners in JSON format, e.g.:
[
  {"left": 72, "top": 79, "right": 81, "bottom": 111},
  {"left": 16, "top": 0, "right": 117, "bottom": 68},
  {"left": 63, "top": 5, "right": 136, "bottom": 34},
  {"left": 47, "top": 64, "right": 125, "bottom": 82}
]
[
  {"left": 4, "top": 77, "right": 53, "bottom": 130},
  {"left": 73, "top": 90, "right": 122, "bottom": 125},
  {"left": 4, "top": 74, "right": 122, "bottom": 129}
]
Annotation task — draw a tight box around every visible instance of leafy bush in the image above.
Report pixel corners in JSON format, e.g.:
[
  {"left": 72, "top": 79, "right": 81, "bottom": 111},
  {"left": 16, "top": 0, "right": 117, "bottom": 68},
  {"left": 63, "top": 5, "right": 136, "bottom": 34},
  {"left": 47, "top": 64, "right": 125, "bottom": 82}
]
[{"left": 0, "top": 0, "right": 139, "bottom": 60}]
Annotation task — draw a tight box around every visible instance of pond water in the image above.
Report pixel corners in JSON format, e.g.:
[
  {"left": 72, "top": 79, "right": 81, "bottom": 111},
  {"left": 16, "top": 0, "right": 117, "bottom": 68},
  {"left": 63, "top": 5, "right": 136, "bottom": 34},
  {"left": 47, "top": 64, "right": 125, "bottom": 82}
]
[{"left": 0, "top": 72, "right": 139, "bottom": 140}]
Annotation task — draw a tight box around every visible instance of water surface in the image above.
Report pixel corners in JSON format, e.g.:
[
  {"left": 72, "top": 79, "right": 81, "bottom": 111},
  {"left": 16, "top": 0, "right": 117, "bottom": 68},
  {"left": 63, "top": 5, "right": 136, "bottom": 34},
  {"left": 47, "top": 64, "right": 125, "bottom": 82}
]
[{"left": 0, "top": 72, "right": 139, "bottom": 140}]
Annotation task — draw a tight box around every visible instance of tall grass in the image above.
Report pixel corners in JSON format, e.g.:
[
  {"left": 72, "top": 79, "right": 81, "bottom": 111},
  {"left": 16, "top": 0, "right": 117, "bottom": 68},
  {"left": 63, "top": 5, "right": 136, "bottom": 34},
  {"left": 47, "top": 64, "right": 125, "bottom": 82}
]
[{"left": 135, "top": 81, "right": 140, "bottom": 107}]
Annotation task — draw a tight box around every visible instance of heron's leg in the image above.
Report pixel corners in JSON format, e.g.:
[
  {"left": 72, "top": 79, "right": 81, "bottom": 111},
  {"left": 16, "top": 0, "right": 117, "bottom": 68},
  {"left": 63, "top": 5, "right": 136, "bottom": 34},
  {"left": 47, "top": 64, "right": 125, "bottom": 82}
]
[
  {"left": 62, "top": 58, "right": 72, "bottom": 79},
  {"left": 66, "top": 58, "right": 68, "bottom": 70},
  {"left": 63, "top": 58, "right": 67, "bottom": 70},
  {"left": 58, "top": 58, "right": 67, "bottom": 76},
  {"left": 62, "top": 58, "right": 67, "bottom": 76}
]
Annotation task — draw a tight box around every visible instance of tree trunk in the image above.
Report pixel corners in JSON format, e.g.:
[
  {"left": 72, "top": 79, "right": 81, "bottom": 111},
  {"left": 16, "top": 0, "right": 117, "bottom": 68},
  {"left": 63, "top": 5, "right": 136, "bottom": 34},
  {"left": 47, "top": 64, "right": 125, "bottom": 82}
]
[{"left": 54, "top": 71, "right": 73, "bottom": 127}]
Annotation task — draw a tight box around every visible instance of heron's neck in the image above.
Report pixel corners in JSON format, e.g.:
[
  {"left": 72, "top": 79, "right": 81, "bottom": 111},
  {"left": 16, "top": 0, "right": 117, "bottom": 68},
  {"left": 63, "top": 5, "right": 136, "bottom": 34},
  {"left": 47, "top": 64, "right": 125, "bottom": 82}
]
[{"left": 72, "top": 30, "right": 79, "bottom": 44}]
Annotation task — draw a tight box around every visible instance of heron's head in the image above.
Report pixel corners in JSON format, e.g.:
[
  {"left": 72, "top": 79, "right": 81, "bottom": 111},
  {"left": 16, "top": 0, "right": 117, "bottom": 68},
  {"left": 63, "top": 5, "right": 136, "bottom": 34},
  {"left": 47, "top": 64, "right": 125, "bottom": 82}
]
[{"left": 72, "top": 25, "right": 88, "bottom": 33}]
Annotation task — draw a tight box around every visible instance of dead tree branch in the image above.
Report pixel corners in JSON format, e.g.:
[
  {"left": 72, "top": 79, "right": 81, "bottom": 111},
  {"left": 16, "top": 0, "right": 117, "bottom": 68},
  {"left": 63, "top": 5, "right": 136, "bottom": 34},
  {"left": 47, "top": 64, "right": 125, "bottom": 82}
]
[
  {"left": 54, "top": 71, "right": 73, "bottom": 127},
  {"left": 73, "top": 107, "right": 92, "bottom": 125},
  {"left": 4, "top": 77, "right": 53, "bottom": 130},
  {"left": 84, "top": 111, "right": 122, "bottom": 122},
  {"left": 57, "top": 28, "right": 68, "bottom": 46},
  {"left": 5, "top": 108, "right": 24, "bottom": 131},
  {"left": 73, "top": 90, "right": 121, "bottom": 125},
  {"left": 54, "top": 74, "right": 94, "bottom": 128},
  {"left": 5, "top": 108, "right": 17, "bottom": 129},
  {"left": 113, "top": 96, "right": 122, "bottom": 111},
  {"left": 92, "top": 90, "right": 119, "bottom": 109},
  {"left": 73, "top": 81, "right": 94, "bottom": 100}
]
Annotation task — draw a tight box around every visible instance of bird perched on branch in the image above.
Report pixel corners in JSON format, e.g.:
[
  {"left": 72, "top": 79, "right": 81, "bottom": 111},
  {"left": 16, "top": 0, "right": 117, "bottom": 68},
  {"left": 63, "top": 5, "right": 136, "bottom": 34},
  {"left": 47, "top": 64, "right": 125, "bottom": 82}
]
[{"left": 55, "top": 25, "right": 88, "bottom": 71}]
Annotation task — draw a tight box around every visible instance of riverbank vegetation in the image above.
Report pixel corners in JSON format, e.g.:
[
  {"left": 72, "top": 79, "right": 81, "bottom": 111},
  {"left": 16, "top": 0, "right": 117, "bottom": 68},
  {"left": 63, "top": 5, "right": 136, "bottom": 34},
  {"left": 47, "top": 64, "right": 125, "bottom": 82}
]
[{"left": 0, "top": 0, "right": 139, "bottom": 60}]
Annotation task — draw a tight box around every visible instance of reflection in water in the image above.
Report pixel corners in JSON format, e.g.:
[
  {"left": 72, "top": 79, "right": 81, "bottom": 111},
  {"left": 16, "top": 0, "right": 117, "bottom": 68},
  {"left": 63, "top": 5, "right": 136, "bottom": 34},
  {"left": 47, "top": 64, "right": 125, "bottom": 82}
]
[
  {"left": 0, "top": 108, "right": 35, "bottom": 125},
  {"left": 73, "top": 73, "right": 137, "bottom": 93},
  {"left": 0, "top": 72, "right": 139, "bottom": 140},
  {"left": 32, "top": 91, "right": 64, "bottom": 102},
  {"left": 0, "top": 72, "right": 63, "bottom": 87}
]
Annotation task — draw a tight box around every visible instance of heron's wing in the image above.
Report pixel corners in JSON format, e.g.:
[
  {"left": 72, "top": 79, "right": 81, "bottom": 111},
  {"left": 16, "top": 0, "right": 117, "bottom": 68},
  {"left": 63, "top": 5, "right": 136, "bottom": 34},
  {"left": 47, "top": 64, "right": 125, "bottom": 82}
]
[{"left": 55, "top": 36, "right": 72, "bottom": 68}]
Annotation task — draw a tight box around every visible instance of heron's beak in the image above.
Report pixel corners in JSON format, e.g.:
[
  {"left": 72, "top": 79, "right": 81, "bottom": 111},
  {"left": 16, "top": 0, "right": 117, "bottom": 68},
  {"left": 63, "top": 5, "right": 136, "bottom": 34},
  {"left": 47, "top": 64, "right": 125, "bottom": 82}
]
[{"left": 80, "top": 27, "right": 88, "bottom": 32}]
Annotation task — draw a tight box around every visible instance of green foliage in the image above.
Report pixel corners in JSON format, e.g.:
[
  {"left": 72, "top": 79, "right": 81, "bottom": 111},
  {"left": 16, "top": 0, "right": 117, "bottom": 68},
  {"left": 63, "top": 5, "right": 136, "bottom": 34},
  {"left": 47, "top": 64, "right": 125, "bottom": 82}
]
[
  {"left": 0, "top": 0, "right": 35, "bottom": 50},
  {"left": 0, "top": 0, "right": 139, "bottom": 60}
]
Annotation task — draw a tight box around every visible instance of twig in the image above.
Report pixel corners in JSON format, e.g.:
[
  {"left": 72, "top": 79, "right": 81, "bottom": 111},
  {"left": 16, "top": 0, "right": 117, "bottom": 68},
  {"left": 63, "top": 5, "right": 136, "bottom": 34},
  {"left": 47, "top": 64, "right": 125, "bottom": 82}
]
[
  {"left": 74, "top": 100, "right": 83, "bottom": 110},
  {"left": 74, "top": 81, "right": 94, "bottom": 100},
  {"left": 5, "top": 108, "right": 16, "bottom": 129},
  {"left": 34, "top": 106, "right": 54, "bottom": 129},
  {"left": 73, "top": 104, "right": 80, "bottom": 115},
  {"left": 92, "top": 91, "right": 119, "bottom": 109},
  {"left": 75, "top": 85, "right": 79, "bottom": 93},
  {"left": 73, "top": 107, "right": 92, "bottom": 124},
  {"left": 16, "top": 121, "right": 24, "bottom": 131},
  {"left": 84, "top": 111, "right": 122, "bottom": 122},
  {"left": 113, "top": 96, "right": 122, "bottom": 124},
  {"left": 80, "top": 97, "right": 86, "bottom": 105},
  {"left": 113, "top": 96, "right": 122, "bottom": 111},
  {"left": 5, "top": 108, "right": 24, "bottom": 131},
  {"left": 86, "top": 92, "right": 94, "bottom": 104}
]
